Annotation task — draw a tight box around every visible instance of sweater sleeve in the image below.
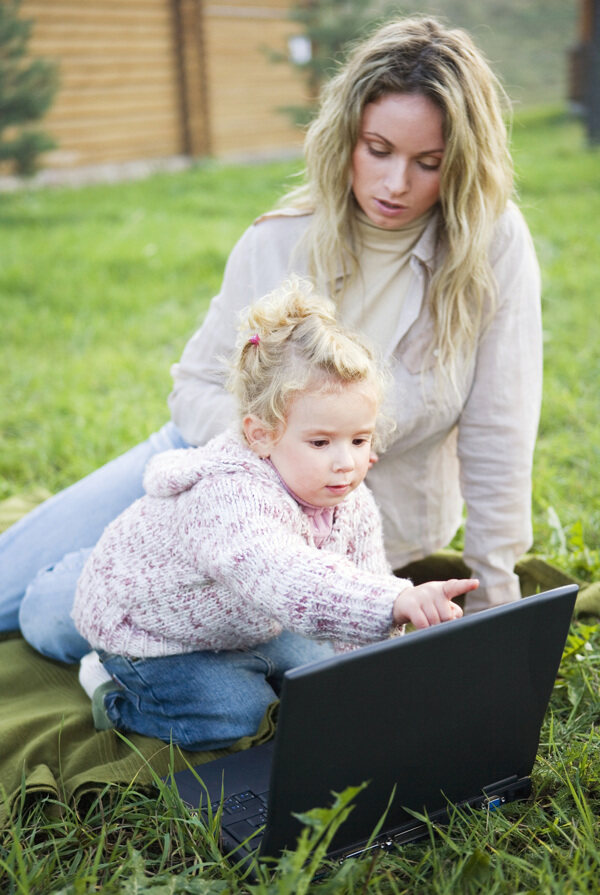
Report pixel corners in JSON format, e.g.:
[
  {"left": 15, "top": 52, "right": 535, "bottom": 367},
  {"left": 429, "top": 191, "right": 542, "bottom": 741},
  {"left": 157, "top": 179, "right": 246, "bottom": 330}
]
[
  {"left": 335, "top": 483, "right": 396, "bottom": 577},
  {"left": 182, "top": 475, "right": 406, "bottom": 646}
]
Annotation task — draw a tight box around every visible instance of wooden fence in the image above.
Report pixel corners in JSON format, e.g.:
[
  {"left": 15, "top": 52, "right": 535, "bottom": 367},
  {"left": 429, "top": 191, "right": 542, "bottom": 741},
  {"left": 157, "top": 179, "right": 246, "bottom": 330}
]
[{"left": 21, "top": 0, "right": 307, "bottom": 169}]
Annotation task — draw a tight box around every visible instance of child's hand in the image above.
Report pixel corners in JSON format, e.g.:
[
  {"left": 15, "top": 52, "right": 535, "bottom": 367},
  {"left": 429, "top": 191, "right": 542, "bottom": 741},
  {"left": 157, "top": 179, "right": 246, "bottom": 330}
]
[{"left": 392, "top": 578, "right": 479, "bottom": 629}]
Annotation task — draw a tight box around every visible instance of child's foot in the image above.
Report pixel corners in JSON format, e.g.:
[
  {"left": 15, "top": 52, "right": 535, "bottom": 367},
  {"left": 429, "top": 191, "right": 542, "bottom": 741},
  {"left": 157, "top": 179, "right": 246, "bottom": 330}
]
[{"left": 79, "top": 650, "right": 111, "bottom": 699}]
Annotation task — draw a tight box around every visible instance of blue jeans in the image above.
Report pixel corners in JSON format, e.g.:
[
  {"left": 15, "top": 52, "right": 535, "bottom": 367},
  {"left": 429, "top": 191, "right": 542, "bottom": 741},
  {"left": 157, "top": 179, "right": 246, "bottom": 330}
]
[
  {"left": 0, "top": 422, "right": 189, "bottom": 663},
  {"left": 97, "top": 632, "right": 335, "bottom": 751}
]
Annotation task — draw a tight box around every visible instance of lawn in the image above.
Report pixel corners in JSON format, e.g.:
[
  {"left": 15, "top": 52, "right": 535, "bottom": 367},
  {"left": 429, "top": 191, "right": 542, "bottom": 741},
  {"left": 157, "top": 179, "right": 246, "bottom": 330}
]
[{"left": 1, "top": 107, "right": 599, "bottom": 892}]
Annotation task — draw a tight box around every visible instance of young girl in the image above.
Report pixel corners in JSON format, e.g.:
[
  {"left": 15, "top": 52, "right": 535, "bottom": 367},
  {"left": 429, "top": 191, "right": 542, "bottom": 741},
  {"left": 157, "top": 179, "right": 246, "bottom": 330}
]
[{"left": 73, "top": 279, "right": 478, "bottom": 751}]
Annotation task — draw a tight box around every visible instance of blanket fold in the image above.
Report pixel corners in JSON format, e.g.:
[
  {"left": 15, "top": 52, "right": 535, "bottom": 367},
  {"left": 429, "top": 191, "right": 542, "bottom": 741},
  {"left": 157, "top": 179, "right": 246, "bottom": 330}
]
[{"left": 0, "top": 633, "right": 277, "bottom": 827}]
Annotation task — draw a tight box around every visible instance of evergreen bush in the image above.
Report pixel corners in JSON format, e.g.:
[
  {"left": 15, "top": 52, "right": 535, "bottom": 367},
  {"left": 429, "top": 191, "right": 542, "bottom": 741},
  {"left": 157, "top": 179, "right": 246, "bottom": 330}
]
[{"left": 0, "top": 0, "right": 58, "bottom": 176}]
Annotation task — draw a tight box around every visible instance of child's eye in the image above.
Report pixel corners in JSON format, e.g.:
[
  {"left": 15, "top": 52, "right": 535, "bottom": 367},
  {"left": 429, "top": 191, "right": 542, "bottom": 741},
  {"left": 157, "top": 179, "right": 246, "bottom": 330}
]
[
  {"left": 352, "top": 437, "right": 370, "bottom": 446},
  {"left": 310, "top": 439, "right": 329, "bottom": 448}
]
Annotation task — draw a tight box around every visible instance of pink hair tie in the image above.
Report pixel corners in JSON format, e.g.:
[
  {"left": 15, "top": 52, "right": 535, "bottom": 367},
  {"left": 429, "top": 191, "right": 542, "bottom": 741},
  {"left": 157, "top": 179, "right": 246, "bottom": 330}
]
[{"left": 248, "top": 333, "right": 260, "bottom": 345}]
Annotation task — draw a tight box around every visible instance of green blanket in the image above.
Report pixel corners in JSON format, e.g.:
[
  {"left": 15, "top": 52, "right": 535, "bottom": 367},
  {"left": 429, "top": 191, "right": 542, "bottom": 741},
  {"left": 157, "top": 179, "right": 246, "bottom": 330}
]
[
  {"left": 1, "top": 493, "right": 598, "bottom": 829},
  {"left": 0, "top": 632, "right": 277, "bottom": 827}
]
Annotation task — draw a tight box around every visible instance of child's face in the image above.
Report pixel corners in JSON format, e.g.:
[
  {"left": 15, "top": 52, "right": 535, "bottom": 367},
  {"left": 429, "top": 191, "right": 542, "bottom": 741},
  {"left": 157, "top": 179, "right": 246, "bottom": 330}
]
[{"left": 266, "top": 382, "right": 378, "bottom": 507}]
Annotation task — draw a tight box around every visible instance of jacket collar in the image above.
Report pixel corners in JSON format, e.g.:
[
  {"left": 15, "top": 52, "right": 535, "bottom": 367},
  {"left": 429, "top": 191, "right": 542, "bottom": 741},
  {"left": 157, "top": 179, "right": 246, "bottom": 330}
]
[{"left": 334, "top": 207, "right": 441, "bottom": 284}]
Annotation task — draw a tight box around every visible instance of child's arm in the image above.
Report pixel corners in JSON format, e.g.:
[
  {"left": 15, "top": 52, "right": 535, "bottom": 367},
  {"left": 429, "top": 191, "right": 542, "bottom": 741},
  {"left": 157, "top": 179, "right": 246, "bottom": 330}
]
[
  {"left": 186, "top": 475, "right": 473, "bottom": 647},
  {"left": 392, "top": 578, "right": 479, "bottom": 629},
  {"left": 345, "top": 487, "right": 478, "bottom": 629},
  {"left": 337, "top": 484, "right": 395, "bottom": 577}
]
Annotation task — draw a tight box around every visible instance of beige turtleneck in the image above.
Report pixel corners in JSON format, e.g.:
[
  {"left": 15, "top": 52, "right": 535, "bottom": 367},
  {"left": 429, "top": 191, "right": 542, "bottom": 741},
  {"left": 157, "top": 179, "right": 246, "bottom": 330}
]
[{"left": 339, "top": 209, "right": 433, "bottom": 354}]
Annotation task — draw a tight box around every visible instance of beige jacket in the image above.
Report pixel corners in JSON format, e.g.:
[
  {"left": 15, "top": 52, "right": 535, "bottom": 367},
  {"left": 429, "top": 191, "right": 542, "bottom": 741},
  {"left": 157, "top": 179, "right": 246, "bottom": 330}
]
[{"left": 169, "top": 203, "right": 542, "bottom": 612}]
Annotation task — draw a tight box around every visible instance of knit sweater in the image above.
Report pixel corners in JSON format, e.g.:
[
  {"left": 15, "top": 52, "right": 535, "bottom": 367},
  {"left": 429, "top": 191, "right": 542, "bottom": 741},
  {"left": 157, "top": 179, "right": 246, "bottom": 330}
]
[{"left": 72, "top": 429, "right": 411, "bottom": 658}]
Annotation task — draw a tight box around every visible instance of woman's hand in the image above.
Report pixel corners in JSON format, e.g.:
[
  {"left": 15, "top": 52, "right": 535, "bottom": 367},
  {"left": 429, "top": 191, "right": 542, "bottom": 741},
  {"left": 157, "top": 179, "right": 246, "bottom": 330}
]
[{"left": 392, "top": 578, "right": 479, "bottom": 629}]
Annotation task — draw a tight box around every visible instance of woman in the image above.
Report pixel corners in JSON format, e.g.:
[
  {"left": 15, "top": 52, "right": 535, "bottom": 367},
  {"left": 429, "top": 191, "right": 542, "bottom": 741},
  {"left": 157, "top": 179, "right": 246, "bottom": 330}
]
[{"left": 1, "top": 16, "right": 541, "bottom": 663}]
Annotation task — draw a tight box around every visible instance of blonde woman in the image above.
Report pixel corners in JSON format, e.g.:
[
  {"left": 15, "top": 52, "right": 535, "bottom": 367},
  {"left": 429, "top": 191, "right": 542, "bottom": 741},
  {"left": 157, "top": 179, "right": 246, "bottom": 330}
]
[
  {"left": 4, "top": 16, "right": 540, "bottom": 663},
  {"left": 72, "top": 280, "right": 477, "bottom": 749}
]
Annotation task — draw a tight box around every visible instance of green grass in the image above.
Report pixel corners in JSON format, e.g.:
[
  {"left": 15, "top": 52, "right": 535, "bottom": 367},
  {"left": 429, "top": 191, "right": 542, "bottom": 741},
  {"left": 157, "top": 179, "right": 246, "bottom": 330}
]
[
  {"left": 1, "top": 624, "right": 599, "bottom": 893},
  {"left": 0, "top": 158, "right": 301, "bottom": 493},
  {"left": 1, "top": 107, "right": 600, "bottom": 891}
]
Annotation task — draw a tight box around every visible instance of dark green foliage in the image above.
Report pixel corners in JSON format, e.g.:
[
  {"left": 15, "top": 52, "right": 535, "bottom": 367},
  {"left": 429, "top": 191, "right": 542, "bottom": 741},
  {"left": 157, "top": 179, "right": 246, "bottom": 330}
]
[
  {"left": 276, "top": 0, "right": 577, "bottom": 123},
  {"left": 275, "top": 0, "right": 404, "bottom": 126},
  {"left": 288, "top": 1, "right": 403, "bottom": 93},
  {"left": 0, "top": 0, "right": 58, "bottom": 175}
]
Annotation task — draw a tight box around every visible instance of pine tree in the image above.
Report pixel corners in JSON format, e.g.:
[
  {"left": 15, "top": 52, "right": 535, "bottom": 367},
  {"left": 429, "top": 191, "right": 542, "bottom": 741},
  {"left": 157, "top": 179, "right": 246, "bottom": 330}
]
[
  {"left": 0, "top": 0, "right": 58, "bottom": 176},
  {"left": 280, "top": 0, "right": 403, "bottom": 125}
]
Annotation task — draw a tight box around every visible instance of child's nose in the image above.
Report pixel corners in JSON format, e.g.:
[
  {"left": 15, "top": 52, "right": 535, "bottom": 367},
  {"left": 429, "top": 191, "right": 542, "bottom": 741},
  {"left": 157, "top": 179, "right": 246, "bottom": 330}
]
[{"left": 332, "top": 446, "right": 354, "bottom": 472}]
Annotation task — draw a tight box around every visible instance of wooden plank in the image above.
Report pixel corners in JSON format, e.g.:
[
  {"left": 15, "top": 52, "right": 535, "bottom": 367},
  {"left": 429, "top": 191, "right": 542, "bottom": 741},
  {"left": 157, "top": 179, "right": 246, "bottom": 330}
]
[
  {"left": 24, "top": 0, "right": 167, "bottom": 17},
  {"left": 177, "top": 0, "right": 211, "bottom": 155},
  {"left": 204, "top": 1, "right": 292, "bottom": 18},
  {"left": 46, "top": 101, "right": 178, "bottom": 126},
  {"left": 44, "top": 142, "right": 179, "bottom": 166},
  {"left": 42, "top": 132, "right": 182, "bottom": 163},
  {"left": 32, "top": 36, "right": 175, "bottom": 54},
  {"left": 56, "top": 68, "right": 176, "bottom": 90},
  {"left": 34, "top": 52, "right": 175, "bottom": 70},
  {"left": 27, "top": 14, "right": 169, "bottom": 33},
  {"left": 47, "top": 132, "right": 180, "bottom": 153},
  {"left": 51, "top": 83, "right": 178, "bottom": 103},
  {"left": 45, "top": 109, "right": 180, "bottom": 134}
]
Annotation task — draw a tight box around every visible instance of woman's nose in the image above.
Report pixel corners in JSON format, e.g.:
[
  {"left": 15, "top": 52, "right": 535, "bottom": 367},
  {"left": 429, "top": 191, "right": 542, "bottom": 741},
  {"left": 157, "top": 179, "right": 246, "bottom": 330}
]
[{"left": 385, "top": 158, "right": 409, "bottom": 196}]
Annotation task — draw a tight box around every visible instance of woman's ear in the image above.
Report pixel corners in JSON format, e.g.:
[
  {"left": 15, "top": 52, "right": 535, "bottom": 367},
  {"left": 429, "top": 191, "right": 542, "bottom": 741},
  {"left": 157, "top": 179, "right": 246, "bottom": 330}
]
[{"left": 243, "top": 415, "right": 276, "bottom": 458}]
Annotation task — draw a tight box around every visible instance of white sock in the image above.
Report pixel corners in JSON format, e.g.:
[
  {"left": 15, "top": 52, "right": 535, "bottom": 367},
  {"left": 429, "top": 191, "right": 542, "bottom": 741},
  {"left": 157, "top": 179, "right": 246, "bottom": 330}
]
[{"left": 79, "top": 650, "right": 112, "bottom": 699}]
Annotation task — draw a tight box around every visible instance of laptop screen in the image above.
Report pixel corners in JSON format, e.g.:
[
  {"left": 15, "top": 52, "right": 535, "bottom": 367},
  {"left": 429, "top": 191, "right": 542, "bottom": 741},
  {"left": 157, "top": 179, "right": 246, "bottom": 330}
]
[{"left": 261, "top": 585, "right": 577, "bottom": 856}]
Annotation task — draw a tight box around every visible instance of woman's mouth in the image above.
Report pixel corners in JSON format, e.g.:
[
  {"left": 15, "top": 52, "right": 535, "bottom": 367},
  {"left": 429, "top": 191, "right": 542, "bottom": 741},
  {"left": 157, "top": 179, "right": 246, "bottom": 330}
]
[{"left": 374, "top": 198, "right": 408, "bottom": 216}]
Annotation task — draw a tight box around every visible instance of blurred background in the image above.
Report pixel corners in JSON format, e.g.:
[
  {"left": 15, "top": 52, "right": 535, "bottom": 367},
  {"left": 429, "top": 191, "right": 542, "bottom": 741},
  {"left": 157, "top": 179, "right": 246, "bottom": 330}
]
[{"left": 1, "top": 0, "right": 597, "bottom": 180}]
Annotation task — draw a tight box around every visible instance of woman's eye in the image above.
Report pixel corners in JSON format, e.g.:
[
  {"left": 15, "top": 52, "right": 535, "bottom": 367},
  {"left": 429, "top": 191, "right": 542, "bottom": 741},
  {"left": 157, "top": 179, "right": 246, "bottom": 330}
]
[
  {"left": 367, "top": 144, "right": 389, "bottom": 158},
  {"left": 418, "top": 158, "right": 442, "bottom": 171}
]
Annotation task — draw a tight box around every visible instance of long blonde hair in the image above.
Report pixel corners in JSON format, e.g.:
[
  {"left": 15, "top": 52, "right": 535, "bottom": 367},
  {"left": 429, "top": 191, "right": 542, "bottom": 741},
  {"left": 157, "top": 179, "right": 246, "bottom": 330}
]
[
  {"left": 281, "top": 16, "right": 514, "bottom": 379},
  {"left": 228, "top": 277, "right": 391, "bottom": 448}
]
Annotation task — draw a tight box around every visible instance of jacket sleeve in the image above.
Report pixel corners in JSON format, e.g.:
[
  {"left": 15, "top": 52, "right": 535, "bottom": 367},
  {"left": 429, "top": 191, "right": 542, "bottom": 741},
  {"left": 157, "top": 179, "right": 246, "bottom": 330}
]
[
  {"left": 182, "top": 476, "right": 405, "bottom": 646},
  {"left": 457, "top": 203, "right": 542, "bottom": 611},
  {"left": 167, "top": 225, "right": 258, "bottom": 446},
  {"left": 168, "top": 214, "right": 310, "bottom": 446}
]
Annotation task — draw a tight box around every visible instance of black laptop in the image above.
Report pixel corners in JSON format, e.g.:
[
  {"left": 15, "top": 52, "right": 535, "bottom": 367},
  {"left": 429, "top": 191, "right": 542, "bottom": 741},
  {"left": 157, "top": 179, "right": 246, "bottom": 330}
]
[{"left": 167, "top": 584, "right": 577, "bottom": 865}]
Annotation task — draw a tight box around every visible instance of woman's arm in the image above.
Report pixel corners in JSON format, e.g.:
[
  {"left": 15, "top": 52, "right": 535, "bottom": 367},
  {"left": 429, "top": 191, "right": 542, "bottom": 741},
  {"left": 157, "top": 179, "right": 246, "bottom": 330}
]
[
  {"left": 168, "top": 214, "right": 311, "bottom": 446},
  {"left": 457, "top": 203, "right": 542, "bottom": 612}
]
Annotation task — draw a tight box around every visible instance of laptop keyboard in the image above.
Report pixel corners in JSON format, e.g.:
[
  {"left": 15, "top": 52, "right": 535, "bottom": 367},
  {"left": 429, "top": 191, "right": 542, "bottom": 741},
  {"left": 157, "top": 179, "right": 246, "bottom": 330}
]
[{"left": 208, "top": 789, "right": 269, "bottom": 848}]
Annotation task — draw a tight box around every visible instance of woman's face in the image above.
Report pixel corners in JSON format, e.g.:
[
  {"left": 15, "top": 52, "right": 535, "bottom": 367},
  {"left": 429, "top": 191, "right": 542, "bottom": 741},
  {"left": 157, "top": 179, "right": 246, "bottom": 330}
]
[{"left": 351, "top": 92, "right": 445, "bottom": 229}]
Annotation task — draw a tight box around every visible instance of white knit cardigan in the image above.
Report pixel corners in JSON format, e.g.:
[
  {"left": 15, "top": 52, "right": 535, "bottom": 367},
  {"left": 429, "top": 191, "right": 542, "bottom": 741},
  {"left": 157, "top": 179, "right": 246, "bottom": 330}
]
[{"left": 72, "top": 429, "right": 412, "bottom": 658}]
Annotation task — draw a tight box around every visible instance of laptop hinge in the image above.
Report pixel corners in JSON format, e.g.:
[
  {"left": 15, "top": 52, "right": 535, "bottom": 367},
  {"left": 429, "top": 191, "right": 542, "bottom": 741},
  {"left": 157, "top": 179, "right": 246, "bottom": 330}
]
[{"left": 331, "top": 775, "right": 532, "bottom": 864}]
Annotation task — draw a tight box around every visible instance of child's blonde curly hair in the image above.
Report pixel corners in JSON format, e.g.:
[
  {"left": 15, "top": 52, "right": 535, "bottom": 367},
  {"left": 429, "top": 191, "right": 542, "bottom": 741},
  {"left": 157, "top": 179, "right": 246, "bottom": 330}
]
[{"left": 228, "top": 277, "right": 393, "bottom": 449}]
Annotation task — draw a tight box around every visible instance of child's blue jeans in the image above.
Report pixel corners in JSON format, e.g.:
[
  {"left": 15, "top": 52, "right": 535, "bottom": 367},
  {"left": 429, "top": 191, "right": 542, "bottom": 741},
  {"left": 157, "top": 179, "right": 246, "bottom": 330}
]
[{"left": 96, "top": 632, "right": 335, "bottom": 751}]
